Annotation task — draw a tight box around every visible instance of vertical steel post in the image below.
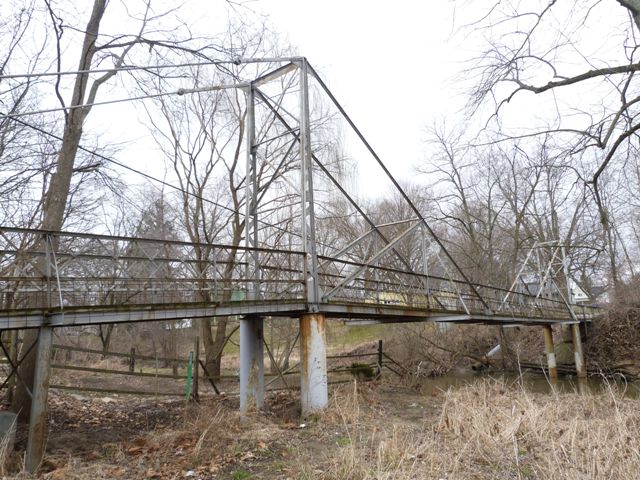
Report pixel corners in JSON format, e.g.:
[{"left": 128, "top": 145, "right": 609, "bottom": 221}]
[
  {"left": 44, "top": 234, "right": 52, "bottom": 310},
  {"left": 298, "top": 58, "right": 320, "bottom": 307},
  {"left": 25, "top": 326, "right": 53, "bottom": 473},
  {"left": 542, "top": 325, "right": 558, "bottom": 379},
  {"left": 561, "top": 246, "right": 573, "bottom": 304},
  {"left": 244, "top": 84, "right": 260, "bottom": 301},
  {"left": 240, "top": 84, "right": 265, "bottom": 414},
  {"left": 571, "top": 322, "right": 587, "bottom": 378},
  {"left": 421, "top": 224, "right": 430, "bottom": 308},
  {"left": 377, "top": 339, "right": 383, "bottom": 379},
  {"left": 300, "top": 313, "right": 328, "bottom": 416},
  {"left": 239, "top": 316, "right": 264, "bottom": 412},
  {"left": 194, "top": 336, "right": 200, "bottom": 401}
]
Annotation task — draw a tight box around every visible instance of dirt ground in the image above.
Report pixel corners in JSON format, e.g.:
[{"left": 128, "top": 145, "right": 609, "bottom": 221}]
[
  {"left": 4, "top": 374, "right": 640, "bottom": 479},
  {"left": 4, "top": 381, "right": 438, "bottom": 479}
]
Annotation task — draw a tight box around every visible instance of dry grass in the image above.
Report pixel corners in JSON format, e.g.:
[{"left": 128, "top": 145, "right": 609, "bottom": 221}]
[
  {"left": 4, "top": 378, "right": 640, "bottom": 479},
  {"left": 0, "top": 414, "right": 17, "bottom": 476},
  {"left": 385, "top": 323, "right": 501, "bottom": 376},
  {"left": 306, "top": 379, "right": 640, "bottom": 479}
]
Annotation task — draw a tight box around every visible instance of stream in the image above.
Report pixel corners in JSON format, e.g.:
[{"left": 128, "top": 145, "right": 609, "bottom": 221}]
[{"left": 417, "top": 370, "right": 640, "bottom": 398}]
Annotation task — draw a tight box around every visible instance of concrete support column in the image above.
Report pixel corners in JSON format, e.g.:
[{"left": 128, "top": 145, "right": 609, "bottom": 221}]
[
  {"left": 25, "top": 326, "right": 54, "bottom": 473},
  {"left": 300, "top": 313, "right": 328, "bottom": 416},
  {"left": 542, "top": 325, "right": 558, "bottom": 379},
  {"left": 239, "top": 316, "right": 264, "bottom": 413},
  {"left": 571, "top": 323, "right": 587, "bottom": 378}
]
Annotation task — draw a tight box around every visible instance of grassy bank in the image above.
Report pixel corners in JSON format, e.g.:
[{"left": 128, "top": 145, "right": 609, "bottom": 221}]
[{"left": 8, "top": 377, "right": 639, "bottom": 479}]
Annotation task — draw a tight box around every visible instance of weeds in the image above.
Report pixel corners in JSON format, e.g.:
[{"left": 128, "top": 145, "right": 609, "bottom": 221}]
[
  {"left": 0, "top": 413, "right": 16, "bottom": 476},
  {"left": 314, "top": 379, "right": 640, "bottom": 479},
  {"left": 5, "top": 379, "right": 640, "bottom": 479}
]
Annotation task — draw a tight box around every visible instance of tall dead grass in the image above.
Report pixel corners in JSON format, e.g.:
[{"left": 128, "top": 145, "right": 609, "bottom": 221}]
[{"left": 313, "top": 379, "right": 640, "bottom": 479}]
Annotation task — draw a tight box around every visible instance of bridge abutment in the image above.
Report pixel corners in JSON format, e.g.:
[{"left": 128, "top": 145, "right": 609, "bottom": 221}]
[
  {"left": 239, "top": 316, "right": 264, "bottom": 413},
  {"left": 299, "top": 313, "right": 328, "bottom": 417}
]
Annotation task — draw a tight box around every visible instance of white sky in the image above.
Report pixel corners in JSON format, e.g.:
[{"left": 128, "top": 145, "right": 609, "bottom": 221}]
[
  {"left": 88, "top": 1, "right": 468, "bottom": 201},
  {"left": 44, "top": 0, "right": 633, "bottom": 206},
  {"left": 254, "top": 1, "right": 466, "bottom": 190}
]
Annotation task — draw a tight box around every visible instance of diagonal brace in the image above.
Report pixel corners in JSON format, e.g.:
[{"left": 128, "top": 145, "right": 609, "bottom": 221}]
[
  {"left": 0, "top": 337, "right": 37, "bottom": 398},
  {"left": 323, "top": 222, "right": 421, "bottom": 301}
]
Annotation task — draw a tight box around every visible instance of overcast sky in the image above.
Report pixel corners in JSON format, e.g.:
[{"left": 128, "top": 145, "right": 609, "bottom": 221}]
[
  {"left": 93, "top": 1, "right": 469, "bottom": 200},
  {"left": 256, "top": 1, "right": 465, "bottom": 189},
  {"left": 41, "top": 0, "right": 481, "bottom": 206}
]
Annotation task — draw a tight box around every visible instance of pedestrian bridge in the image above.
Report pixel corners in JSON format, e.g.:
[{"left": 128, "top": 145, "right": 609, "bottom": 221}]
[
  {"left": 0, "top": 227, "right": 597, "bottom": 330},
  {"left": 0, "top": 56, "right": 600, "bottom": 471}
]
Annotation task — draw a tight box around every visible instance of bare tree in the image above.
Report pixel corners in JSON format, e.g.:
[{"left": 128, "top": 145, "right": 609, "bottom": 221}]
[
  {"left": 459, "top": 0, "right": 640, "bottom": 292},
  {"left": 137, "top": 23, "right": 306, "bottom": 378},
  {"left": 9, "top": 0, "right": 233, "bottom": 419}
]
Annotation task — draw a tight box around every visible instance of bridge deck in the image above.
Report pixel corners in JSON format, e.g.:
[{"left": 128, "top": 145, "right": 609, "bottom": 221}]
[{"left": 0, "top": 299, "right": 594, "bottom": 330}]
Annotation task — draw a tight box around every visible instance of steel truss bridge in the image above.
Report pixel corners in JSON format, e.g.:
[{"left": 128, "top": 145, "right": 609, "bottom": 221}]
[
  {"left": 0, "top": 57, "right": 597, "bottom": 471},
  {"left": 0, "top": 227, "right": 595, "bottom": 328}
]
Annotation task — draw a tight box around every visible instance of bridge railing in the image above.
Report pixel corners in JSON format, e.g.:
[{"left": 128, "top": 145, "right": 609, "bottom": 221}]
[
  {"left": 0, "top": 228, "right": 600, "bottom": 322},
  {"left": 316, "top": 255, "right": 598, "bottom": 320},
  {"left": 0, "top": 228, "right": 307, "bottom": 313}
]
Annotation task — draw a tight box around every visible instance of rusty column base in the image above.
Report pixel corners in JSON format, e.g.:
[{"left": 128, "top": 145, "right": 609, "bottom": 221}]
[
  {"left": 239, "top": 316, "right": 264, "bottom": 413},
  {"left": 25, "top": 326, "right": 54, "bottom": 473},
  {"left": 571, "top": 323, "right": 587, "bottom": 378},
  {"left": 542, "top": 325, "right": 558, "bottom": 380},
  {"left": 300, "top": 313, "right": 328, "bottom": 417}
]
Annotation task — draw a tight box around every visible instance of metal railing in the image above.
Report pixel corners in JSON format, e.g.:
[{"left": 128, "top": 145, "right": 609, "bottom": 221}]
[
  {"left": 0, "top": 227, "right": 599, "bottom": 322},
  {"left": 0, "top": 227, "right": 306, "bottom": 313}
]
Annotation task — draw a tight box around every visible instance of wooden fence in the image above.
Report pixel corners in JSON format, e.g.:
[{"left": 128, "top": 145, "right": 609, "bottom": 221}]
[{"left": 0, "top": 339, "right": 405, "bottom": 400}]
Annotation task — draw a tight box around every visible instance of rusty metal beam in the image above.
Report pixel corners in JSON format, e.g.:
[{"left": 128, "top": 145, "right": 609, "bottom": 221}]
[{"left": 0, "top": 297, "right": 597, "bottom": 331}]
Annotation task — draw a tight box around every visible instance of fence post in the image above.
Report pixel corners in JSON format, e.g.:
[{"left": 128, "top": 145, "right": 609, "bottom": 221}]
[
  {"left": 186, "top": 351, "right": 194, "bottom": 401},
  {"left": 377, "top": 340, "right": 383, "bottom": 379},
  {"left": 129, "top": 347, "right": 135, "bottom": 373},
  {"left": 194, "top": 336, "right": 200, "bottom": 401}
]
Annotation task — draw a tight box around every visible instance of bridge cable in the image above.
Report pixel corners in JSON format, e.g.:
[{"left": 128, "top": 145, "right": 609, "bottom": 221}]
[
  {"left": 306, "top": 61, "right": 491, "bottom": 311},
  {"left": 0, "top": 57, "right": 299, "bottom": 81},
  {"left": 253, "top": 87, "right": 423, "bottom": 283},
  {"left": 2, "top": 113, "right": 342, "bottom": 254}
]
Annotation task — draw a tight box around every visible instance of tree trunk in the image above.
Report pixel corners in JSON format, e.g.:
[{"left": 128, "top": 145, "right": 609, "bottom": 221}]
[
  {"left": 10, "top": 330, "right": 38, "bottom": 421},
  {"left": 98, "top": 324, "right": 114, "bottom": 356},
  {"left": 12, "top": 0, "right": 108, "bottom": 420},
  {"left": 201, "top": 317, "right": 228, "bottom": 379}
]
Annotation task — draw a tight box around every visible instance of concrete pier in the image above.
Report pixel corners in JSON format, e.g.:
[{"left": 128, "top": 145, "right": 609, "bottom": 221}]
[
  {"left": 542, "top": 325, "right": 558, "bottom": 379},
  {"left": 300, "top": 313, "right": 328, "bottom": 416},
  {"left": 239, "top": 316, "right": 264, "bottom": 413},
  {"left": 571, "top": 323, "right": 587, "bottom": 378}
]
